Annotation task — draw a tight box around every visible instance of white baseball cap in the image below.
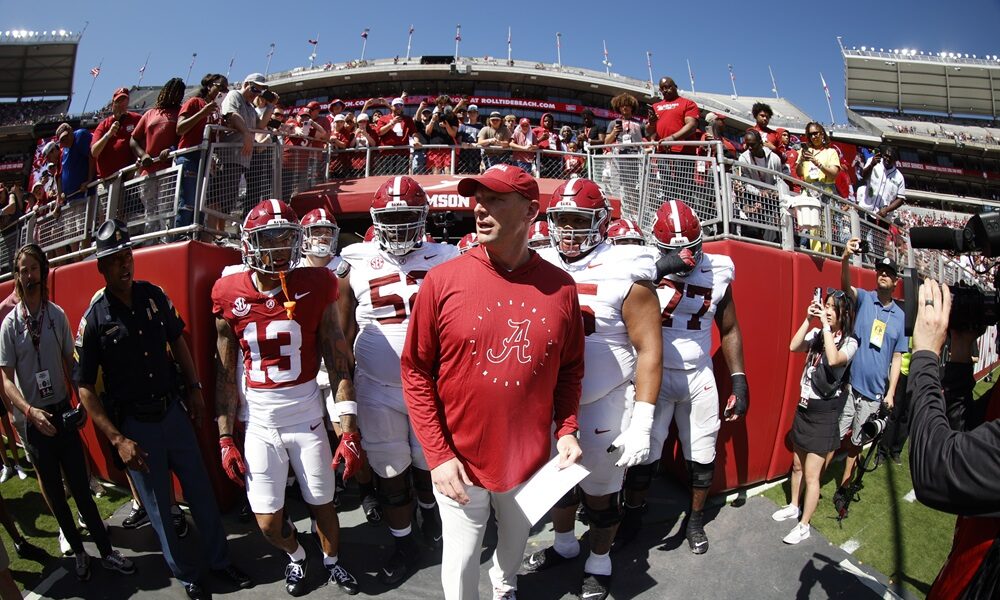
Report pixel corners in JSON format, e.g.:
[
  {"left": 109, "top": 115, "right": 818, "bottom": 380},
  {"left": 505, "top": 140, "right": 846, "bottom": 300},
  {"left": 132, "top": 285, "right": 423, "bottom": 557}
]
[{"left": 391, "top": 97, "right": 405, "bottom": 106}]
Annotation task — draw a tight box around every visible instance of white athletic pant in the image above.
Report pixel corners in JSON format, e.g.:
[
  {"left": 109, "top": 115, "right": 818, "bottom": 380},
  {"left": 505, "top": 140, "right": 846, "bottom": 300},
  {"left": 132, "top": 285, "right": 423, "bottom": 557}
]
[{"left": 433, "top": 483, "right": 529, "bottom": 599}]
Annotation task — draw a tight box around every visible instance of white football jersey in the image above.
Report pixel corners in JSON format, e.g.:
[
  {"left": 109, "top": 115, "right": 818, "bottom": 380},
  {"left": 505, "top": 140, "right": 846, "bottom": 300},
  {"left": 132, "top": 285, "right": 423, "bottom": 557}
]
[
  {"left": 656, "top": 252, "right": 735, "bottom": 370},
  {"left": 315, "top": 256, "right": 343, "bottom": 392},
  {"left": 341, "top": 241, "right": 459, "bottom": 386},
  {"left": 539, "top": 243, "right": 658, "bottom": 404}
]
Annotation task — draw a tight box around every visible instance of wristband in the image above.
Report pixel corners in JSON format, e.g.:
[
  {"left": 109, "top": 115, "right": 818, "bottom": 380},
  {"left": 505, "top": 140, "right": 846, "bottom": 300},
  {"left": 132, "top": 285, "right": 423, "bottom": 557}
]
[
  {"left": 822, "top": 325, "right": 832, "bottom": 333},
  {"left": 219, "top": 433, "right": 234, "bottom": 440},
  {"left": 336, "top": 401, "right": 358, "bottom": 416},
  {"left": 730, "top": 372, "right": 745, "bottom": 378}
]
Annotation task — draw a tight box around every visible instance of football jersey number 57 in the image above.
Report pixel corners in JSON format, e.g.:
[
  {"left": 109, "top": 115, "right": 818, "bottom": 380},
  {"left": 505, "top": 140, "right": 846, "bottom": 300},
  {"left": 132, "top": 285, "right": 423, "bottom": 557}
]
[
  {"left": 369, "top": 271, "right": 428, "bottom": 325},
  {"left": 243, "top": 320, "right": 302, "bottom": 384}
]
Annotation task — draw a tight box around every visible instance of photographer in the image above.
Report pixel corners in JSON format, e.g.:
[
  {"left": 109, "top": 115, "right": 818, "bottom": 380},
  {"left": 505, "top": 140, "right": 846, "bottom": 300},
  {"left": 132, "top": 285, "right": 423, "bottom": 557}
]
[{"left": 909, "top": 280, "right": 1000, "bottom": 599}]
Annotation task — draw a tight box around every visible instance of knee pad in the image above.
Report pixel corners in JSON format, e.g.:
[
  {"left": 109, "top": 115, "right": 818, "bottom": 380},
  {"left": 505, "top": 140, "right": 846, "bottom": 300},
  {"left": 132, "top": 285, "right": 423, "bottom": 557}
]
[
  {"left": 623, "top": 461, "right": 658, "bottom": 492},
  {"left": 554, "top": 487, "right": 579, "bottom": 509},
  {"left": 582, "top": 496, "right": 623, "bottom": 529},
  {"left": 410, "top": 468, "right": 434, "bottom": 494},
  {"left": 686, "top": 460, "right": 715, "bottom": 489},
  {"left": 375, "top": 470, "right": 413, "bottom": 508}
]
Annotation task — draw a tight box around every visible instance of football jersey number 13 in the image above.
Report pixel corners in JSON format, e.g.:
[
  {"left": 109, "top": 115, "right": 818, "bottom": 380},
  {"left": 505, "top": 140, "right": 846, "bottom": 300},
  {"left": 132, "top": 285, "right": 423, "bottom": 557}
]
[{"left": 243, "top": 320, "right": 303, "bottom": 384}]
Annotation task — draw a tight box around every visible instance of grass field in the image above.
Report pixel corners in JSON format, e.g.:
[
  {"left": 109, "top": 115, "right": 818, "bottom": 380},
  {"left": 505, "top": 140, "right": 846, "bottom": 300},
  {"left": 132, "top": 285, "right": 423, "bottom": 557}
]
[
  {"left": 761, "top": 365, "right": 1000, "bottom": 599},
  {"left": 0, "top": 451, "right": 130, "bottom": 593}
]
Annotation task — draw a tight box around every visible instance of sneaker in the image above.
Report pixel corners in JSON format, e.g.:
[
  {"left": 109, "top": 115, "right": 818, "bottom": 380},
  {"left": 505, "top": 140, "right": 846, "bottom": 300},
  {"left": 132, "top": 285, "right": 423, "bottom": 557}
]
[
  {"left": 75, "top": 552, "right": 91, "bottom": 581},
  {"left": 58, "top": 529, "right": 72, "bottom": 555},
  {"left": 771, "top": 504, "right": 802, "bottom": 522},
  {"left": 122, "top": 506, "right": 149, "bottom": 529},
  {"left": 890, "top": 454, "right": 903, "bottom": 466},
  {"left": 580, "top": 572, "right": 611, "bottom": 600},
  {"left": 521, "top": 546, "right": 573, "bottom": 573},
  {"left": 90, "top": 477, "right": 106, "bottom": 497},
  {"left": 378, "top": 535, "right": 419, "bottom": 586},
  {"left": 0, "top": 465, "right": 12, "bottom": 483},
  {"left": 77, "top": 512, "right": 87, "bottom": 530},
  {"left": 13, "top": 538, "right": 48, "bottom": 563},
  {"left": 611, "top": 503, "right": 646, "bottom": 552},
  {"left": 284, "top": 559, "right": 308, "bottom": 597},
  {"left": 173, "top": 511, "right": 189, "bottom": 538},
  {"left": 418, "top": 505, "right": 442, "bottom": 549},
  {"left": 361, "top": 493, "right": 382, "bottom": 525},
  {"left": 327, "top": 563, "right": 359, "bottom": 595},
  {"left": 101, "top": 550, "right": 136, "bottom": 575},
  {"left": 685, "top": 511, "right": 709, "bottom": 555},
  {"left": 493, "top": 587, "right": 516, "bottom": 600},
  {"left": 15, "top": 464, "right": 27, "bottom": 480},
  {"left": 782, "top": 523, "right": 811, "bottom": 545},
  {"left": 212, "top": 564, "right": 254, "bottom": 589}
]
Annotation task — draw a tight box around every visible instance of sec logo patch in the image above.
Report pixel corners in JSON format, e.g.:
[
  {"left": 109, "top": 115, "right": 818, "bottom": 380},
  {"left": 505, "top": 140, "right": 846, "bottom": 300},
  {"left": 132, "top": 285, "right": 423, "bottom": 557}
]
[{"left": 370, "top": 256, "right": 384, "bottom": 270}]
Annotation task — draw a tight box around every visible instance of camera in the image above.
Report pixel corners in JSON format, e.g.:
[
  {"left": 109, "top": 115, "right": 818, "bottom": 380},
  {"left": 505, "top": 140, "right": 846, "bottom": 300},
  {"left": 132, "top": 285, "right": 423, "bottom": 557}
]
[
  {"left": 857, "top": 240, "right": 870, "bottom": 255},
  {"left": 904, "top": 209, "right": 1000, "bottom": 337},
  {"left": 859, "top": 409, "right": 889, "bottom": 445},
  {"left": 261, "top": 90, "right": 277, "bottom": 102}
]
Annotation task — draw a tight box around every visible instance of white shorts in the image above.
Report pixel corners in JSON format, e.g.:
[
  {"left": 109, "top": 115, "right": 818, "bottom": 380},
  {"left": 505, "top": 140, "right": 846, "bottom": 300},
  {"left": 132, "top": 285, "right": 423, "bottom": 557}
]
[
  {"left": 244, "top": 419, "right": 336, "bottom": 514},
  {"left": 646, "top": 365, "right": 720, "bottom": 465},
  {"left": 575, "top": 383, "right": 630, "bottom": 497},
  {"left": 357, "top": 378, "right": 427, "bottom": 478}
]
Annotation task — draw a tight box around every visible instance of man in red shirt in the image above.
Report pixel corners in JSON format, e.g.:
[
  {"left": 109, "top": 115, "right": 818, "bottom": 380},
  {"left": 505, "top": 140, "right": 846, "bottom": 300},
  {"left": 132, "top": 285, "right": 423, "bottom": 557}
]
[
  {"left": 750, "top": 102, "right": 779, "bottom": 151},
  {"left": 374, "top": 98, "right": 415, "bottom": 175},
  {"left": 91, "top": 88, "right": 141, "bottom": 184},
  {"left": 646, "top": 77, "right": 700, "bottom": 154},
  {"left": 401, "top": 164, "right": 584, "bottom": 600}
]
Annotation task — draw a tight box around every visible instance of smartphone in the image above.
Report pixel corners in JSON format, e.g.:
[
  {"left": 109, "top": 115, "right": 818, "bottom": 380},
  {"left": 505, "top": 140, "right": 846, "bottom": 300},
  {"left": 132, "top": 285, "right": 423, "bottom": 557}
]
[
  {"left": 813, "top": 287, "right": 822, "bottom": 305},
  {"left": 858, "top": 240, "right": 871, "bottom": 255},
  {"left": 615, "top": 119, "right": 623, "bottom": 128}
]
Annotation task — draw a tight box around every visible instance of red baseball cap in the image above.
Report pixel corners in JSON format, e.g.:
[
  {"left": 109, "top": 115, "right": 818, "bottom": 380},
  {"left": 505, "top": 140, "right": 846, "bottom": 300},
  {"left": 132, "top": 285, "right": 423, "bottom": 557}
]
[
  {"left": 457, "top": 164, "right": 539, "bottom": 201},
  {"left": 112, "top": 87, "right": 129, "bottom": 101},
  {"left": 518, "top": 118, "right": 531, "bottom": 126},
  {"left": 306, "top": 101, "right": 321, "bottom": 110}
]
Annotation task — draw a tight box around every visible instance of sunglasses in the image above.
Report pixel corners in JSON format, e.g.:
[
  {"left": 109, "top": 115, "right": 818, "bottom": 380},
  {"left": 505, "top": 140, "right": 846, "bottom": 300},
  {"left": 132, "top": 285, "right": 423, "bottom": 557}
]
[
  {"left": 825, "top": 287, "right": 846, "bottom": 300},
  {"left": 249, "top": 85, "right": 264, "bottom": 94},
  {"left": 807, "top": 131, "right": 823, "bottom": 137}
]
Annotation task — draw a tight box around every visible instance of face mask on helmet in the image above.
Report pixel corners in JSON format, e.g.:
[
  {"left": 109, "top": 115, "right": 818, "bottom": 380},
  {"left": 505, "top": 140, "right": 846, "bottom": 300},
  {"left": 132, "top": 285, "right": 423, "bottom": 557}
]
[
  {"left": 242, "top": 224, "right": 304, "bottom": 274},
  {"left": 371, "top": 208, "right": 427, "bottom": 256},
  {"left": 527, "top": 222, "right": 551, "bottom": 250},
  {"left": 304, "top": 225, "right": 339, "bottom": 257},
  {"left": 547, "top": 207, "right": 608, "bottom": 258},
  {"left": 607, "top": 219, "right": 646, "bottom": 246}
]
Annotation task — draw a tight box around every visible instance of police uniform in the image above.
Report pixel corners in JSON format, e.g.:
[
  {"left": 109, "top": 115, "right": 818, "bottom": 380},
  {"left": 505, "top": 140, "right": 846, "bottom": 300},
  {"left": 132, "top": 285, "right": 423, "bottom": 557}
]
[{"left": 75, "top": 220, "right": 234, "bottom": 588}]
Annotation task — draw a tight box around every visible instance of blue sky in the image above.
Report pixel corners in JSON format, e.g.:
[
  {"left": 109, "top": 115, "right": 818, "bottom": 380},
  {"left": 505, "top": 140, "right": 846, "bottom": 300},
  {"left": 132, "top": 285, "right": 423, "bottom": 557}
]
[{"left": 5, "top": 0, "right": 999, "bottom": 122}]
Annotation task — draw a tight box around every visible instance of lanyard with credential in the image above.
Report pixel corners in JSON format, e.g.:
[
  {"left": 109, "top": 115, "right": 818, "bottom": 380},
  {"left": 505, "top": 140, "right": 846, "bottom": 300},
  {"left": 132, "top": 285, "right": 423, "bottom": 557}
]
[{"left": 20, "top": 301, "right": 47, "bottom": 371}]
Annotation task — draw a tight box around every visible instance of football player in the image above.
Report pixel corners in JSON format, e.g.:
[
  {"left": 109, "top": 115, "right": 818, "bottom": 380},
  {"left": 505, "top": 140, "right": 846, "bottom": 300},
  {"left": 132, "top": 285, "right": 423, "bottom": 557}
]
[
  {"left": 212, "top": 199, "right": 361, "bottom": 597},
  {"left": 606, "top": 218, "right": 646, "bottom": 246},
  {"left": 456, "top": 232, "right": 479, "bottom": 255},
  {"left": 527, "top": 220, "right": 551, "bottom": 249},
  {"left": 337, "top": 176, "right": 459, "bottom": 585},
  {"left": 300, "top": 209, "right": 381, "bottom": 524},
  {"left": 522, "top": 178, "right": 662, "bottom": 600},
  {"left": 615, "top": 199, "right": 749, "bottom": 556}
]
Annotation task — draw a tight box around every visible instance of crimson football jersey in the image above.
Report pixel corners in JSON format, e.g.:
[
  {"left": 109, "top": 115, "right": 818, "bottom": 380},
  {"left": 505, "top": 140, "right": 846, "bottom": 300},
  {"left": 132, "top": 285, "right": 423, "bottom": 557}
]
[
  {"left": 656, "top": 252, "right": 734, "bottom": 370},
  {"left": 211, "top": 267, "right": 338, "bottom": 427}
]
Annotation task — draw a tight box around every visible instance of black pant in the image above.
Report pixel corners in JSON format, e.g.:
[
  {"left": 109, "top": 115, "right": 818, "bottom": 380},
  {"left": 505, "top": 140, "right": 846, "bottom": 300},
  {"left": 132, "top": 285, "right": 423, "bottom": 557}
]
[
  {"left": 26, "top": 412, "right": 112, "bottom": 557},
  {"left": 879, "top": 373, "right": 910, "bottom": 458}
]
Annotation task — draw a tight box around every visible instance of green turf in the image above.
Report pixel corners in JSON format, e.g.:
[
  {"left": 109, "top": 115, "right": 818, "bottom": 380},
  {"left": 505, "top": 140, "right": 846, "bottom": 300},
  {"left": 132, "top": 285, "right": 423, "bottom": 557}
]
[
  {"left": 762, "top": 365, "right": 1000, "bottom": 599},
  {"left": 0, "top": 448, "right": 130, "bottom": 593}
]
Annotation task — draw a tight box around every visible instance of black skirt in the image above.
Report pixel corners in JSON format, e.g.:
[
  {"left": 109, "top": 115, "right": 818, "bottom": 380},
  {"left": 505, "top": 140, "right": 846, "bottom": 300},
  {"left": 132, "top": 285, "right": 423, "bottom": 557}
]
[{"left": 792, "top": 398, "right": 844, "bottom": 454}]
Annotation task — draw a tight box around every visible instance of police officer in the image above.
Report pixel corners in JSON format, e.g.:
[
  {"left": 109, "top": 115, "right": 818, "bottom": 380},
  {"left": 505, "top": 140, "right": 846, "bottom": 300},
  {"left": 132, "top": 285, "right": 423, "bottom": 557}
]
[{"left": 75, "top": 220, "right": 252, "bottom": 600}]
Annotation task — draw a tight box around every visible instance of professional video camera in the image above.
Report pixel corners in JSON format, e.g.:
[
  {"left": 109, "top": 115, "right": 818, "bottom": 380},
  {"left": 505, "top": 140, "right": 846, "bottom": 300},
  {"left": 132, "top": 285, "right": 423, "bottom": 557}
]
[{"left": 904, "top": 210, "right": 1000, "bottom": 337}]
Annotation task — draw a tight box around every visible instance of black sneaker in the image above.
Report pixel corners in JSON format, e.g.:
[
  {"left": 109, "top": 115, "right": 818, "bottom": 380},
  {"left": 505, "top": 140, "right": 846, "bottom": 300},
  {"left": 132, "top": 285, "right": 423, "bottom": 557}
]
[
  {"left": 327, "top": 563, "right": 359, "bottom": 595},
  {"left": 890, "top": 454, "right": 903, "bottom": 466},
  {"left": 122, "top": 506, "right": 149, "bottom": 529},
  {"left": 284, "top": 559, "right": 308, "bottom": 597},
  {"left": 611, "top": 503, "right": 646, "bottom": 552},
  {"left": 74, "top": 552, "right": 91, "bottom": 582},
  {"left": 579, "top": 572, "right": 611, "bottom": 600},
  {"left": 361, "top": 494, "right": 382, "bottom": 525},
  {"left": 685, "top": 511, "right": 709, "bottom": 555},
  {"left": 213, "top": 564, "right": 254, "bottom": 589},
  {"left": 521, "top": 546, "right": 573, "bottom": 573},
  {"left": 417, "top": 505, "right": 442, "bottom": 549},
  {"left": 14, "top": 538, "right": 48, "bottom": 562},
  {"left": 173, "top": 511, "right": 189, "bottom": 538},
  {"left": 378, "top": 535, "right": 420, "bottom": 586}
]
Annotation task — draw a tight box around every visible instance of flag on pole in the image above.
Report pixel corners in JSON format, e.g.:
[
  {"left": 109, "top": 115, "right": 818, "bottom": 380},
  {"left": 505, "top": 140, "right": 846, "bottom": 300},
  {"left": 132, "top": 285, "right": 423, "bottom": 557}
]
[
  {"left": 821, "top": 72, "right": 831, "bottom": 100},
  {"left": 308, "top": 39, "right": 318, "bottom": 45},
  {"left": 267, "top": 43, "right": 275, "bottom": 58},
  {"left": 361, "top": 28, "right": 369, "bottom": 39},
  {"left": 455, "top": 25, "right": 462, "bottom": 42},
  {"left": 409, "top": 25, "right": 414, "bottom": 35},
  {"left": 90, "top": 66, "right": 101, "bottom": 77},
  {"left": 137, "top": 64, "right": 145, "bottom": 75},
  {"left": 728, "top": 63, "right": 735, "bottom": 82},
  {"left": 507, "top": 27, "right": 511, "bottom": 46},
  {"left": 687, "top": 59, "right": 695, "bottom": 92}
]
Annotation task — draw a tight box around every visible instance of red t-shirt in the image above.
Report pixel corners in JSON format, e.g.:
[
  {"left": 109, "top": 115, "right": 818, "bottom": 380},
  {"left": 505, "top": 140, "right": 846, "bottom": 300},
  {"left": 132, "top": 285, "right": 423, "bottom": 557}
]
[
  {"left": 401, "top": 245, "right": 584, "bottom": 492},
  {"left": 177, "top": 97, "right": 219, "bottom": 150},
  {"left": 91, "top": 112, "right": 142, "bottom": 179},
  {"left": 751, "top": 125, "right": 780, "bottom": 149},
  {"left": 652, "top": 96, "right": 700, "bottom": 153},
  {"left": 374, "top": 114, "right": 415, "bottom": 148},
  {"left": 133, "top": 108, "right": 180, "bottom": 174}
]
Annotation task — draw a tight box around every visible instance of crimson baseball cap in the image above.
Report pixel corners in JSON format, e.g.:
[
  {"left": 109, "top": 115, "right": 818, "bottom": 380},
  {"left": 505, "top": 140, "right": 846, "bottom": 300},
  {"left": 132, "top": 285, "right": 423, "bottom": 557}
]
[
  {"left": 457, "top": 164, "right": 539, "bottom": 201},
  {"left": 306, "top": 101, "right": 321, "bottom": 110},
  {"left": 112, "top": 87, "right": 130, "bottom": 101}
]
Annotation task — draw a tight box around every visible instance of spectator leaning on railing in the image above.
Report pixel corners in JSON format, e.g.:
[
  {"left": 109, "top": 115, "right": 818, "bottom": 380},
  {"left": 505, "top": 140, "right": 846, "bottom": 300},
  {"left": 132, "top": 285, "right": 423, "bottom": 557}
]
[
  {"left": 796, "top": 122, "right": 840, "bottom": 195},
  {"left": 857, "top": 145, "right": 907, "bottom": 220},
  {"left": 217, "top": 73, "right": 276, "bottom": 218},
  {"left": 647, "top": 77, "right": 699, "bottom": 154},
  {"left": 605, "top": 93, "right": 644, "bottom": 154},
  {"left": 478, "top": 111, "right": 511, "bottom": 169},
  {"left": 750, "top": 102, "right": 778, "bottom": 152},
  {"left": 510, "top": 118, "right": 538, "bottom": 173},
  {"left": 375, "top": 97, "right": 416, "bottom": 175},
  {"left": 55, "top": 122, "right": 93, "bottom": 203},
  {"left": 735, "top": 129, "right": 783, "bottom": 242},
  {"left": 92, "top": 88, "right": 142, "bottom": 187},
  {"left": 131, "top": 78, "right": 184, "bottom": 234},
  {"left": 175, "top": 74, "right": 227, "bottom": 232}
]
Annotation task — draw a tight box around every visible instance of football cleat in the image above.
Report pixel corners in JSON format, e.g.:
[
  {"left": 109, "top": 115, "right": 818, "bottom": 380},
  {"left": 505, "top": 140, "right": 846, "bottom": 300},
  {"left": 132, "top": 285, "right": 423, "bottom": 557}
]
[
  {"left": 685, "top": 510, "right": 709, "bottom": 555},
  {"left": 521, "top": 546, "right": 573, "bottom": 573}
]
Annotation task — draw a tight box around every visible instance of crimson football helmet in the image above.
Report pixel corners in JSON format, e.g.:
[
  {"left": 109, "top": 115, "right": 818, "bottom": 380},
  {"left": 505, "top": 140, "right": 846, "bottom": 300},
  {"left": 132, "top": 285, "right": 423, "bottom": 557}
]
[
  {"left": 241, "top": 199, "right": 303, "bottom": 274},
  {"left": 607, "top": 218, "right": 646, "bottom": 246},
  {"left": 300, "top": 208, "right": 340, "bottom": 258},
  {"left": 545, "top": 178, "right": 611, "bottom": 258},
  {"left": 457, "top": 232, "right": 479, "bottom": 254},
  {"left": 370, "top": 175, "right": 429, "bottom": 256},
  {"left": 363, "top": 225, "right": 376, "bottom": 243},
  {"left": 651, "top": 199, "right": 703, "bottom": 273},
  {"left": 527, "top": 221, "right": 551, "bottom": 250}
]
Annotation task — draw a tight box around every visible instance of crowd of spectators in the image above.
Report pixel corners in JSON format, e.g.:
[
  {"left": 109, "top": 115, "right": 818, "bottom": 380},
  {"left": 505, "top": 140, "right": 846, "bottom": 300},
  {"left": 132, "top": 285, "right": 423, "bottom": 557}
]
[{"left": 0, "top": 101, "right": 64, "bottom": 128}]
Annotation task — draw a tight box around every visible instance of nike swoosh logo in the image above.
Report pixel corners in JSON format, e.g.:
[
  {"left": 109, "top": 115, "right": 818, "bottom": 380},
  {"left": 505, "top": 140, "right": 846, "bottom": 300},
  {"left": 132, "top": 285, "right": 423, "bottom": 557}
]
[
  {"left": 594, "top": 428, "right": 611, "bottom": 435},
  {"left": 528, "top": 555, "right": 542, "bottom": 566},
  {"left": 700, "top": 268, "right": 712, "bottom": 273},
  {"left": 424, "top": 255, "right": 437, "bottom": 260},
  {"left": 704, "top": 385, "right": 712, "bottom": 391},
  {"left": 694, "top": 541, "right": 707, "bottom": 548},
  {"left": 587, "top": 263, "right": 603, "bottom": 269},
  {"left": 583, "top": 593, "right": 605, "bottom": 599},
  {"left": 294, "top": 291, "right": 311, "bottom": 300},
  {"left": 310, "top": 422, "right": 322, "bottom": 431}
]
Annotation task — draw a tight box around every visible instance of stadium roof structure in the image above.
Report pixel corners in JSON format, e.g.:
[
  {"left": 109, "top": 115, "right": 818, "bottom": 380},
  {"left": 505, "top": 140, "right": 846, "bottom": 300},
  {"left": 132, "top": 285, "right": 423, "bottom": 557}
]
[
  {"left": 0, "top": 30, "right": 80, "bottom": 99},
  {"left": 842, "top": 46, "right": 1000, "bottom": 118}
]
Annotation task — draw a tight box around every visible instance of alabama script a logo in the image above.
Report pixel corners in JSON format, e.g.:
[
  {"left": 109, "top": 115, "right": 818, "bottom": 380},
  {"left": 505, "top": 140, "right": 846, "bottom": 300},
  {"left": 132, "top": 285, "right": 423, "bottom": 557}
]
[{"left": 486, "top": 319, "right": 533, "bottom": 364}]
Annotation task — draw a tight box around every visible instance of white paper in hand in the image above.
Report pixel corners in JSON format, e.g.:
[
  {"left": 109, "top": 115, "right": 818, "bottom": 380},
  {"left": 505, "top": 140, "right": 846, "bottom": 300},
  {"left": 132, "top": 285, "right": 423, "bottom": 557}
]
[{"left": 514, "top": 456, "right": 590, "bottom": 526}]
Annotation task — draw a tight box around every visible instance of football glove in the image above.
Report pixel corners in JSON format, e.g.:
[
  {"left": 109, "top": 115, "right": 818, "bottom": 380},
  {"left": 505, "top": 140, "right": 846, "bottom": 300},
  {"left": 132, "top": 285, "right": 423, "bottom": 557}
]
[
  {"left": 724, "top": 373, "right": 749, "bottom": 420},
  {"left": 610, "top": 402, "right": 655, "bottom": 468},
  {"left": 332, "top": 431, "right": 363, "bottom": 480},
  {"left": 655, "top": 248, "right": 697, "bottom": 280},
  {"left": 219, "top": 436, "right": 247, "bottom": 487}
]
